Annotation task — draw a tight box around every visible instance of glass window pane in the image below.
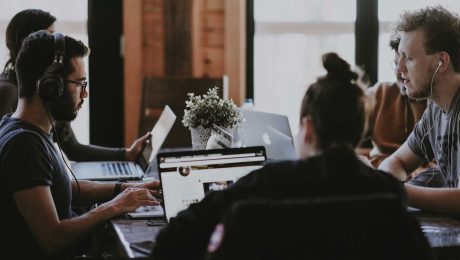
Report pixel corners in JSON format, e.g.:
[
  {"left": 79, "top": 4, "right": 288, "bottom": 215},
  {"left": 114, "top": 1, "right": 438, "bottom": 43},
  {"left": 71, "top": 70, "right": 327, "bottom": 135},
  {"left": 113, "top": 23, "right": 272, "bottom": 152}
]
[
  {"left": 378, "top": 32, "right": 395, "bottom": 84},
  {"left": 379, "top": 0, "right": 460, "bottom": 21},
  {"left": 254, "top": 0, "right": 355, "bottom": 137},
  {"left": 255, "top": 0, "right": 356, "bottom": 22}
]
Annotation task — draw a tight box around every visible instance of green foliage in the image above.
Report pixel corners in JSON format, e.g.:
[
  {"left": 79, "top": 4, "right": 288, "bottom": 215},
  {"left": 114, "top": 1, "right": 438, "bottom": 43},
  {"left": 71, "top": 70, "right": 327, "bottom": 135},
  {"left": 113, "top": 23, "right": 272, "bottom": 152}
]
[{"left": 182, "top": 87, "right": 242, "bottom": 130}]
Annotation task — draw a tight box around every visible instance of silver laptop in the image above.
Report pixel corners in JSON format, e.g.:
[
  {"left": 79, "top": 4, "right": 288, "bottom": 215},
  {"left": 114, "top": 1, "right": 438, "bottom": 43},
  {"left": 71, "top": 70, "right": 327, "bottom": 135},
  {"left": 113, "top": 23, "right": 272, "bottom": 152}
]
[
  {"left": 158, "top": 146, "right": 266, "bottom": 221},
  {"left": 71, "top": 106, "right": 176, "bottom": 181},
  {"left": 239, "top": 109, "right": 297, "bottom": 161}
]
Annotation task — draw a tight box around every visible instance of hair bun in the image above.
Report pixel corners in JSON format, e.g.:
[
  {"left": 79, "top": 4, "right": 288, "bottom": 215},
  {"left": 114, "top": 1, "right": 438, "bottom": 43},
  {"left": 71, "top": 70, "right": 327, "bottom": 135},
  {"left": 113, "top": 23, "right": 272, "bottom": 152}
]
[{"left": 322, "top": 52, "right": 358, "bottom": 81}]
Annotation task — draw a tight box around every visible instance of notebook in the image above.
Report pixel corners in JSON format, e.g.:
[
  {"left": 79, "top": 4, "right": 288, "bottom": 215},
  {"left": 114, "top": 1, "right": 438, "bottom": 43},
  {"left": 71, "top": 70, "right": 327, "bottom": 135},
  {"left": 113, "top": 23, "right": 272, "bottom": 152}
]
[
  {"left": 157, "top": 146, "right": 267, "bottom": 221},
  {"left": 71, "top": 106, "right": 176, "bottom": 181},
  {"left": 239, "top": 109, "right": 297, "bottom": 161}
]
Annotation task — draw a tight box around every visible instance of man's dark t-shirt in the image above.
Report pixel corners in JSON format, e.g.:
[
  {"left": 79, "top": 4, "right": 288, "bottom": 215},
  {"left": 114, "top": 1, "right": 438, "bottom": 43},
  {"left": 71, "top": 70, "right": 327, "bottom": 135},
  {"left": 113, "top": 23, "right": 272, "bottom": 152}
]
[{"left": 0, "top": 115, "right": 73, "bottom": 259}]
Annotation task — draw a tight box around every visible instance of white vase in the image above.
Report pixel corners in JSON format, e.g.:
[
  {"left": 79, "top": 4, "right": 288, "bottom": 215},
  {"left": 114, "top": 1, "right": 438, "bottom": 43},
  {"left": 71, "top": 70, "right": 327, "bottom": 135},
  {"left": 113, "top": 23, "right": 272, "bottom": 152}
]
[{"left": 190, "top": 126, "right": 211, "bottom": 150}]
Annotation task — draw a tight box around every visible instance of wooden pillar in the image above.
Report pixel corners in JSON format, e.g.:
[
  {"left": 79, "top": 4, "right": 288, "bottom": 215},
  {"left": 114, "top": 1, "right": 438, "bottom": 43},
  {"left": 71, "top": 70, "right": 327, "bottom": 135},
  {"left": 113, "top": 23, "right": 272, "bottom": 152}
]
[
  {"left": 164, "top": 0, "right": 193, "bottom": 76},
  {"left": 123, "top": 0, "right": 143, "bottom": 145},
  {"left": 224, "top": 0, "right": 246, "bottom": 105}
]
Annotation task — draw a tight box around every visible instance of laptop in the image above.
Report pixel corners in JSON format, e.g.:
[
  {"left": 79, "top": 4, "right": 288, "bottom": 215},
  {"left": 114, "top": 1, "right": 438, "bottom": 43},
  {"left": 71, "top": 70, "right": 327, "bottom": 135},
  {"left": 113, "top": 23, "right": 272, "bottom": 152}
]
[
  {"left": 157, "top": 146, "right": 266, "bottom": 221},
  {"left": 71, "top": 106, "right": 176, "bottom": 181},
  {"left": 239, "top": 109, "right": 297, "bottom": 161}
]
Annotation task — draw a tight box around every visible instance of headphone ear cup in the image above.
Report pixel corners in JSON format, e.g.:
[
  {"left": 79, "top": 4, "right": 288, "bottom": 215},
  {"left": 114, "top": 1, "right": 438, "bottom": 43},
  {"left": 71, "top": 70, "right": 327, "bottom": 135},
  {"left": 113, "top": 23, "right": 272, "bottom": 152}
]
[{"left": 38, "top": 64, "right": 64, "bottom": 102}]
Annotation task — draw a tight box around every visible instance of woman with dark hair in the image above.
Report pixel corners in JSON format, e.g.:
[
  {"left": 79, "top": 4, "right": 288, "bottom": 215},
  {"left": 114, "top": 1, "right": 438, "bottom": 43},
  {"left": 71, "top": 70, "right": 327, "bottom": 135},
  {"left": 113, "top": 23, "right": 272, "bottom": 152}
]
[
  {"left": 0, "top": 9, "right": 148, "bottom": 162},
  {"left": 1, "top": 9, "right": 56, "bottom": 116},
  {"left": 151, "top": 53, "right": 405, "bottom": 260}
]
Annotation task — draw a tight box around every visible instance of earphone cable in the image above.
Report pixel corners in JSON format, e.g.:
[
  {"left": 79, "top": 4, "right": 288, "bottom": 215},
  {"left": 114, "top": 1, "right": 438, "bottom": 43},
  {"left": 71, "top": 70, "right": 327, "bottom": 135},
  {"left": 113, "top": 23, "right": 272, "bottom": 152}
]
[
  {"left": 422, "top": 62, "right": 447, "bottom": 187},
  {"left": 44, "top": 106, "right": 81, "bottom": 202}
]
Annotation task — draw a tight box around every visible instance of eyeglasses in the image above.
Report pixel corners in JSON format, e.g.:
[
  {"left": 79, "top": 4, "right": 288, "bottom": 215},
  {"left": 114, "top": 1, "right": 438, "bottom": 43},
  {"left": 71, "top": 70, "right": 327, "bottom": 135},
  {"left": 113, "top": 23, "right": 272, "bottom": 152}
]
[{"left": 66, "top": 79, "right": 88, "bottom": 92}]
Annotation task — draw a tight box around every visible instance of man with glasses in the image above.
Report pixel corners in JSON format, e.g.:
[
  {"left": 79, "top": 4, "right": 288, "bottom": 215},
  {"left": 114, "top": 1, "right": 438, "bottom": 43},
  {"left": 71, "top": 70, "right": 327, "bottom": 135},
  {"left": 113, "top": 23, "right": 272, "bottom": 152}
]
[
  {"left": 0, "top": 31, "right": 160, "bottom": 259},
  {"left": 0, "top": 9, "right": 149, "bottom": 165},
  {"left": 66, "top": 79, "right": 87, "bottom": 92}
]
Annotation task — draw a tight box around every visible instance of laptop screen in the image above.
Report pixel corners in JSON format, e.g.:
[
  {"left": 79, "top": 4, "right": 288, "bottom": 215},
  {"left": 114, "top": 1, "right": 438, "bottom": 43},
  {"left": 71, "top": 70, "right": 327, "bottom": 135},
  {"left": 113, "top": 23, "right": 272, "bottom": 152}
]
[
  {"left": 137, "top": 105, "right": 176, "bottom": 172},
  {"left": 158, "top": 146, "right": 266, "bottom": 221},
  {"left": 239, "top": 109, "right": 297, "bottom": 161}
]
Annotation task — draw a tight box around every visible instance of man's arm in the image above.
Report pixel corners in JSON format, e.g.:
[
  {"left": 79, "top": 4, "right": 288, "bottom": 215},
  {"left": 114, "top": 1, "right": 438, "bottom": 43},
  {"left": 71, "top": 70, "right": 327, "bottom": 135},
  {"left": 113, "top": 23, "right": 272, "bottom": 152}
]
[
  {"left": 14, "top": 185, "right": 158, "bottom": 256},
  {"left": 378, "top": 142, "right": 425, "bottom": 181},
  {"left": 58, "top": 122, "right": 150, "bottom": 162},
  {"left": 59, "top": 123, "right": 125, "bottom": 162},
  {"left": 377, "top": 142, "right": 460, "bottom": 214},
  {"left": 405, "top": 185, "right": 460, "bottom": 214},
  {"left": 71, "top": 179, "right": 161, "bottom": 206}
]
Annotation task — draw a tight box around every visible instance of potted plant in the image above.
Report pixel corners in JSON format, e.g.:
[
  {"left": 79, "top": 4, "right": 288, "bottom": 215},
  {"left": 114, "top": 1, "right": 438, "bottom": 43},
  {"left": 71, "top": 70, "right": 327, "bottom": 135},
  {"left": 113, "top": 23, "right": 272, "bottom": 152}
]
[{"left": 182, "top": 87, "right": 242, "bottom": 149}]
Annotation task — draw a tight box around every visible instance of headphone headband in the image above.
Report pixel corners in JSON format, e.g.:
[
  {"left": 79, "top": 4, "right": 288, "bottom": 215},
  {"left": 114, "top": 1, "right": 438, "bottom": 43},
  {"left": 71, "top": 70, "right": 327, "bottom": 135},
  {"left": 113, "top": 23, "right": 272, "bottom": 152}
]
[
  {"left": 52, "top": 32, "right": 65, "bottom": 63},
  {"left": 37, "top": 32, "right": 66, "bottom": 102}
]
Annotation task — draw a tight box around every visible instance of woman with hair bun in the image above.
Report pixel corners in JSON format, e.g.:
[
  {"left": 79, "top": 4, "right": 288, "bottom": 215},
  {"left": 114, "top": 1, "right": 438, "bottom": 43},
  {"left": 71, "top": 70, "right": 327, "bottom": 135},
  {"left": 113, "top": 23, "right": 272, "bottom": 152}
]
[{"left": 151, "top": 53, "right": 406, "bottom": 260}]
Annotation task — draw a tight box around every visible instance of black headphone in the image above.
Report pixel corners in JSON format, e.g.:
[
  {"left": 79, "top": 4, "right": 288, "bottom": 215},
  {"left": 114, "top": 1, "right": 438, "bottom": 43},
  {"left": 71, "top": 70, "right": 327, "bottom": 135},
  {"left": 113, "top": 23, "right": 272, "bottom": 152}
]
[{"left": 37, "top": 32, "right": 65, "bottom": 102}]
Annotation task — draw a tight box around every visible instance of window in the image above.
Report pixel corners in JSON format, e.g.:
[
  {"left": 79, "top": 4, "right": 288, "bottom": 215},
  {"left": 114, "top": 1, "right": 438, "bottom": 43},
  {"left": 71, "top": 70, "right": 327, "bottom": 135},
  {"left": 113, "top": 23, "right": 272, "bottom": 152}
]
[
  {"left": 378, "top": 0, "right": 460, "bottom": 83},
  {"left": 254, "top": 0, "right": 356, "bottom": 136},
  {"left": 0, "top": 1, "right": 89, "bottom": 143}
]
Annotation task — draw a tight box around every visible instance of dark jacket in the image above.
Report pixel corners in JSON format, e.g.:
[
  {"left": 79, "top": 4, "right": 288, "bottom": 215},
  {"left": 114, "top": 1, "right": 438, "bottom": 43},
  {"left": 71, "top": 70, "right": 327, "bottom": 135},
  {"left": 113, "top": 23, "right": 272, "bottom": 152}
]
[{"left": 152, "top": 145, "right": 405, "bottom": 260}]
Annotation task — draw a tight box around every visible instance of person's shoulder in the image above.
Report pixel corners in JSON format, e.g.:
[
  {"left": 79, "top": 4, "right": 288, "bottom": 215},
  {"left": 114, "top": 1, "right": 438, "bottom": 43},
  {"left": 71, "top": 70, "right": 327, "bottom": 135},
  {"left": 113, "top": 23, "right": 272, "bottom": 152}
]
[
  {"left": 235, "top": 160, "right": 299, "bottom": 183},
  {"left": 358, "top": 166, "right": 405, "bottom": 199},
  {"left": 366, "top": 167, "right": 403, "bottom": 186},
  {"left": 1, "top": 127, "right": 46, "bottom": 146},
  {"left": 0, "top": 74, "right": 17, "bottom": 95},
  {"left": 0, "top": 128, "right": 49, "bottom": 162},
  {"left": 260, "top": 160, "right": 300, "bottom": 174},
  {"left": 0, "top": 119, "right": 47, "bottom": 144},
  {"left": 367, "top": 81, "right": 398, "bottom": 95},
  {"left": 0, "top": 73, "right": 16, "bottom": 87}
]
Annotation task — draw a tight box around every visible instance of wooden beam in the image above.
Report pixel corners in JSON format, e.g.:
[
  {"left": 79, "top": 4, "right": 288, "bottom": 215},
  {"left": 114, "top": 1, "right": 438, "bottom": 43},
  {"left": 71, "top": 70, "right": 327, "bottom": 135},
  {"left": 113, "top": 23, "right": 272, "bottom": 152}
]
[
  {"left": 164, "top": 0, "right": 193, "bottom": 76},
  {"left": 224, "top": 0, "right": 246, "bottom": 105},
  {"left": 123, "top": 0, "right": 143, "bottom": 145},
  {"left": 191, "top": 0, "right": 204, "bottom": 77}
]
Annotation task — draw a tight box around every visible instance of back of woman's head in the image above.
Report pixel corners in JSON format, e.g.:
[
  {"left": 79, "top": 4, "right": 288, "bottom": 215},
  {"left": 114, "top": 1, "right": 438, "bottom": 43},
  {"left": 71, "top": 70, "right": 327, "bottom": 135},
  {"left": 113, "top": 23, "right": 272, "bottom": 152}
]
[
  {"left": 3, "top": 9, "right": 56, "bottom": 80},
  {"left": 300, "top": 52, "right": 368, "bottom": 150}
]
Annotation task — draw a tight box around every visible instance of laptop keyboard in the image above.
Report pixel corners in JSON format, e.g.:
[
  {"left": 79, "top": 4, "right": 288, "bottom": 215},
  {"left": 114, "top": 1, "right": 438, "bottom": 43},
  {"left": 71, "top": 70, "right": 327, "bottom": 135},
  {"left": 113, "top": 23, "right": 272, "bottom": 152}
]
[
  {"left": 116, "top": 221, "right": 163, "bottom": 243},
  {"left": 102, "top": 162, "right": 133, "bottom": 176}
]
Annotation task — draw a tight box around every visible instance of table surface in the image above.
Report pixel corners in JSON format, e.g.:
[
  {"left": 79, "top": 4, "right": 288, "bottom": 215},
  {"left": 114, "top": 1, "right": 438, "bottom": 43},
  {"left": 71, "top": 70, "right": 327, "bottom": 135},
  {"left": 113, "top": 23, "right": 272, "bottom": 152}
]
[{"left": 110, "top": 210, "right": 460, "bottom": 259}]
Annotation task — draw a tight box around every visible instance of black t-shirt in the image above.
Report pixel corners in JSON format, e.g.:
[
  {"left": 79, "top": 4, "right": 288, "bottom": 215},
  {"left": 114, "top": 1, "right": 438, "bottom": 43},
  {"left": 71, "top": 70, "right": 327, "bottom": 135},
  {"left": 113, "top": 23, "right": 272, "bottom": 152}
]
[
  {"left": 152, "top": 146, "right": 406, "bottom": 260},
  {"left": 0, "top": 116, "right": 73, "bottom": 259},
  {"left": 0, "top": 73, "right": 124, "bottom": 163}
]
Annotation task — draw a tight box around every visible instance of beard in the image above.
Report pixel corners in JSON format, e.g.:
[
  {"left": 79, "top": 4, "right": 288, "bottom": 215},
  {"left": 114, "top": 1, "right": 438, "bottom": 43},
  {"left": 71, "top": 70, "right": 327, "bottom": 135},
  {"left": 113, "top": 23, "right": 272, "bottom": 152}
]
[
  {"left": 406, "top": 84, "right": 430, "bottom": 101},
  {"left": 405, "top": 70, "right": 435, "bottom": 101},
  {"left": 47, "top": 90, "right": 82, "bottom": 122}
]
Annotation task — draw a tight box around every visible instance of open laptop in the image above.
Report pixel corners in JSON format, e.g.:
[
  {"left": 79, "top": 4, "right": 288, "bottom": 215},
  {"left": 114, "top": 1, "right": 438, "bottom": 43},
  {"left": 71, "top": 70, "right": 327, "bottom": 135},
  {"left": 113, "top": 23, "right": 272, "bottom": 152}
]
[
  {"left": 239, "top": 109, "right": 297, "bottom": 161},
  {"left": 157, "top": 146, "right": 266, "bottom": 221},
  {"left": 71, "top": 106, "right": 176, "bottom": 181}
]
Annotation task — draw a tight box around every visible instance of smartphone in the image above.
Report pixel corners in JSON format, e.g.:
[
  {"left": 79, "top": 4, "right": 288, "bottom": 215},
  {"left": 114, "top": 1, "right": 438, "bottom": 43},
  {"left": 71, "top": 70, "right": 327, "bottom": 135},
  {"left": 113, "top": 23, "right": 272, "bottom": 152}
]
[{"left": 136, "top": 133, "right": 153, "bottom": 169}]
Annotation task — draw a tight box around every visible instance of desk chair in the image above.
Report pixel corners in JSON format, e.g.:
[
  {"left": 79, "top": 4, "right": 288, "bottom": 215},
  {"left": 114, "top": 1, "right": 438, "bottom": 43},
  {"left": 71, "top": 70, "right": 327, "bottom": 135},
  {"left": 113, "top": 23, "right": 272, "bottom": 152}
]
[
  {"left": 206, "top": 195, "right": 434, "bottom": 260},
  {"left": 139, "top": 76, "right": 228, "bottom": 148}
]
